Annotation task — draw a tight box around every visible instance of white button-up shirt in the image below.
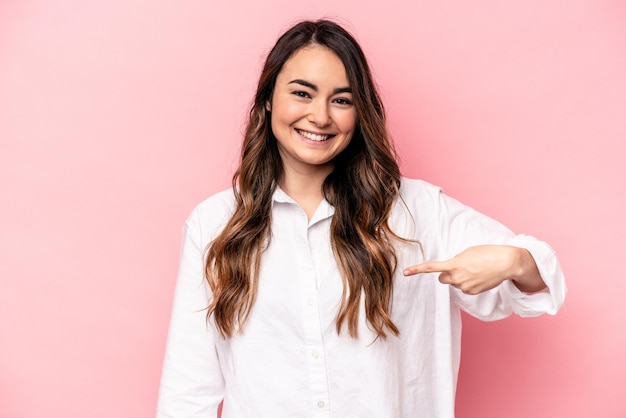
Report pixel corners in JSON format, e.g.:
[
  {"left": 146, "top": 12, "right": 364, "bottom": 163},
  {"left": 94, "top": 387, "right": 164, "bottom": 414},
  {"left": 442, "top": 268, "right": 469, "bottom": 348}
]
[{"left": 157, "top": 178, "right": 566, "bottom": 418}]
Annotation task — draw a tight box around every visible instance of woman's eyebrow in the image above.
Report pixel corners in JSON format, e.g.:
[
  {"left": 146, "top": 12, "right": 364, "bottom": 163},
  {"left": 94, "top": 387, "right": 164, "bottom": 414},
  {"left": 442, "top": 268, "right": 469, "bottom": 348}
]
[
  {"left": 288, "top": 79, "right": 352, "bottom": 94},
  {"left": 289, "top": 79, "right": 317, "bottom": 90}
]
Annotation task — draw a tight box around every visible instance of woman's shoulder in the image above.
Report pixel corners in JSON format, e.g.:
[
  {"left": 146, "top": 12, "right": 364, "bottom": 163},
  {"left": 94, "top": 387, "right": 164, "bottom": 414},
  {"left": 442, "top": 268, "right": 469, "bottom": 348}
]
[
  {"left": 389, "top": 178, "right": 445, "bottom": 240},
  {"left": 399, "top": 177, "right": 443, "bottom": 201},
  {"left": 184, "top": 188, "right": 237, "bottom": 238},
  {"left": 192, "top": 187, "right": 237, "bottom": 216}
]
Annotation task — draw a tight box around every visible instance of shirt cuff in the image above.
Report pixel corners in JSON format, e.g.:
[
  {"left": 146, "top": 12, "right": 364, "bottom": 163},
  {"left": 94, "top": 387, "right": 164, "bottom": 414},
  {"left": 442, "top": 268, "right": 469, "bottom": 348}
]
[{"left": 500, "top": 234, "right": 567, "bottom": 317}]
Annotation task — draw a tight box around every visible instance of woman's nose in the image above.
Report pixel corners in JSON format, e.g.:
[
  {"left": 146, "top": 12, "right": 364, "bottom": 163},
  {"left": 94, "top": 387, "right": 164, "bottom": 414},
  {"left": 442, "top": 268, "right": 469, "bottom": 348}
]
[{"left": 308, "top": 101, "right": 331, "bottom": 127}]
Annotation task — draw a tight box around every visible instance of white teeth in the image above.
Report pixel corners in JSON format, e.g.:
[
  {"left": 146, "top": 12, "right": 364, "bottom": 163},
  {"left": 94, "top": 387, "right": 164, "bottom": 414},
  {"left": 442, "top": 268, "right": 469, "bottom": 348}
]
[{"left": 297, "top": 129, "right": 329, "bottom": 142}]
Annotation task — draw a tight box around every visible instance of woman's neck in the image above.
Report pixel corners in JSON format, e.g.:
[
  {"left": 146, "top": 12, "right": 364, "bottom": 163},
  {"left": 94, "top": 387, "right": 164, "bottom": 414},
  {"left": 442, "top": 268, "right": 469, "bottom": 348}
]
[{"left": 279, "top": 165, "right": 331, "bottom": 221}]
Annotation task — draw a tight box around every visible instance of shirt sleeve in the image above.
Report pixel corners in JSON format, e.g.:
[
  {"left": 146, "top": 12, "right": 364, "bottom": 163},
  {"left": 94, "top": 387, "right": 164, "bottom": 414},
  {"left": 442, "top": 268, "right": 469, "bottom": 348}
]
[
  {"left": 156, "top": 209, "right": 224, "bottom": 417},
  {"left": 434, "top": 188, "right": 567, "bottom": 321}
]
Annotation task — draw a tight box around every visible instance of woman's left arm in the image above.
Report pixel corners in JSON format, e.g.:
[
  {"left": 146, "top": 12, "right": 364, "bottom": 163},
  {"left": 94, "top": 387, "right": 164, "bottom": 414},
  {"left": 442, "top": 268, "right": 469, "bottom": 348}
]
[
  {"left": 399, "top": 182, "right": 566, "bottom": 320},
  {"left": 403, "top": 244, "right": 546, "bottom": 295}
]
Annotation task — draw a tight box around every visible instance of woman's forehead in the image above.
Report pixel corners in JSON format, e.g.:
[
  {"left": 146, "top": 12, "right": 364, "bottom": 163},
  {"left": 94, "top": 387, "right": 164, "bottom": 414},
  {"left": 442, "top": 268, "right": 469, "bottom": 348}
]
[{"left": 277, "top": 45, "right": 349, "bottom": 88}]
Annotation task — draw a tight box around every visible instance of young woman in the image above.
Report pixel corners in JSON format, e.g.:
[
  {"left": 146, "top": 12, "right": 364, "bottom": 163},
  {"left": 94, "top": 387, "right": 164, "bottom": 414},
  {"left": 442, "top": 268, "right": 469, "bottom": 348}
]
[{"left": 157, "top": 19, "right": 566, "bottom": 418}]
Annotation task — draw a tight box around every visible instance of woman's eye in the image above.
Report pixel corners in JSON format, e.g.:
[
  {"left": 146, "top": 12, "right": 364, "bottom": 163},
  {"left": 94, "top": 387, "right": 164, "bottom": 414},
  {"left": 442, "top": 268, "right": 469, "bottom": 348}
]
[
  {"left": 334, "top": 98, "right": 353, "bottom": 106},
  {"left": 292, "top": 91, "right": 310, "bottom": 98}
]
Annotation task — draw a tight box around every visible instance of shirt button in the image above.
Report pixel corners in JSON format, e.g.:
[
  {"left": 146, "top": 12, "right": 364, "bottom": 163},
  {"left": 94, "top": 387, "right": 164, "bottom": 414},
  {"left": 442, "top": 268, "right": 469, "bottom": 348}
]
[
  {"left": 317, "top": 400, "right": 325, "bottom": 409},
  {"left": 312, "top": 351, "right": 320, "bottom": 359},
  {"left": 307, "top": 298, "right": 314, "bottom": 306}
]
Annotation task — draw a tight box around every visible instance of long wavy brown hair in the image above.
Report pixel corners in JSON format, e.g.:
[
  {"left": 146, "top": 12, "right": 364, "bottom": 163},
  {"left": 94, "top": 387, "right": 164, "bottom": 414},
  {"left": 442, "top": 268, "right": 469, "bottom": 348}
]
[{"left": 205, "top": 19, "right": 403, "bottom": 339}]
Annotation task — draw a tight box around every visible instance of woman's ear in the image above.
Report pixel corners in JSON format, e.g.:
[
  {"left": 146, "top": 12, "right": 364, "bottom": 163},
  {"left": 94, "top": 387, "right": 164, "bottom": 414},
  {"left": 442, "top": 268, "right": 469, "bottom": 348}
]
[{"left": 265, "top": 100, "right": 271, "bottom": 112}]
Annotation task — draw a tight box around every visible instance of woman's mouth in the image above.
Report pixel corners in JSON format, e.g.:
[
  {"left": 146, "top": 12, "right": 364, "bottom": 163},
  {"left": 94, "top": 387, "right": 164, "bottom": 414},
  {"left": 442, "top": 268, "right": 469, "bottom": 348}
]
[{"left": 296, "top": 129, "right": 333, "bottom": 142}]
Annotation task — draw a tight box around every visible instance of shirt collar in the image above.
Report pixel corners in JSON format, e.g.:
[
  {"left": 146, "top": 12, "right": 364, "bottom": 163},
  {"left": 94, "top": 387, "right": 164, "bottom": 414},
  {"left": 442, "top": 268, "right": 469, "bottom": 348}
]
[
  {"left": 271, "top": 186, "right": 295, "bottom": 204},
  {"left": 272, "top": 186, "right": 335, "bottom": 225}
]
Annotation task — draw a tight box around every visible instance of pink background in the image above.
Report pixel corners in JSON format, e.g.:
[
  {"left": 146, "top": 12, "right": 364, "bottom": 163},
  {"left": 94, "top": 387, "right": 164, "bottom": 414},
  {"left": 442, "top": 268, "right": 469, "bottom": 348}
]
[{"left": 1, "top": 1, "right": 625, "bottom": 417}]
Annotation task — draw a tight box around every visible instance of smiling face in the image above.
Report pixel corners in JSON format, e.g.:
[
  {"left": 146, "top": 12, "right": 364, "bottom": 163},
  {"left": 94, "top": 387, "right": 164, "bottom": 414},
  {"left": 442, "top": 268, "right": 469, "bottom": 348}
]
[{"left": 268, "top": 44, "right": 357, "bottom": 181}]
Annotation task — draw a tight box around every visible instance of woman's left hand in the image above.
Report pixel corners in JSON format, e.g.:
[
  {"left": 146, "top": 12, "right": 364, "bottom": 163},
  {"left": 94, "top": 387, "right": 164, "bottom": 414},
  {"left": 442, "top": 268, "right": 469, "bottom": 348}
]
[{"left": 403, "top": 245, "right": 547, "bottom": 294}]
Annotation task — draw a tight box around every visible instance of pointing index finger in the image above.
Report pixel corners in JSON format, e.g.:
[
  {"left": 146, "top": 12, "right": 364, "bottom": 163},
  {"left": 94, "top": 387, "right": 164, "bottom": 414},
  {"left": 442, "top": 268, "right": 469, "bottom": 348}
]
[{"left": 403, "top": 260, "right": 453, "bottom": 276}]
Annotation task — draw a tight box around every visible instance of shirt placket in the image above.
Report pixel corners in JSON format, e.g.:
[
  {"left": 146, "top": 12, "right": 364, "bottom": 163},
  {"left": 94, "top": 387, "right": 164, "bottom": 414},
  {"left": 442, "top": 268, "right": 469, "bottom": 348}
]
[{"left": 300, "top": 221, "right": 331, "bottom": 417}]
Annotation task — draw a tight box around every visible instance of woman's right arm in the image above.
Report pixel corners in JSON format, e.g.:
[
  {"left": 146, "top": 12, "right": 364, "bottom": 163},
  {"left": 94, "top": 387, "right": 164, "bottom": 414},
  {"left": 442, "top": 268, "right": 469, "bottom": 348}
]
[{"left": 156, "top": 211, "right": 224, "bottom": 418}]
